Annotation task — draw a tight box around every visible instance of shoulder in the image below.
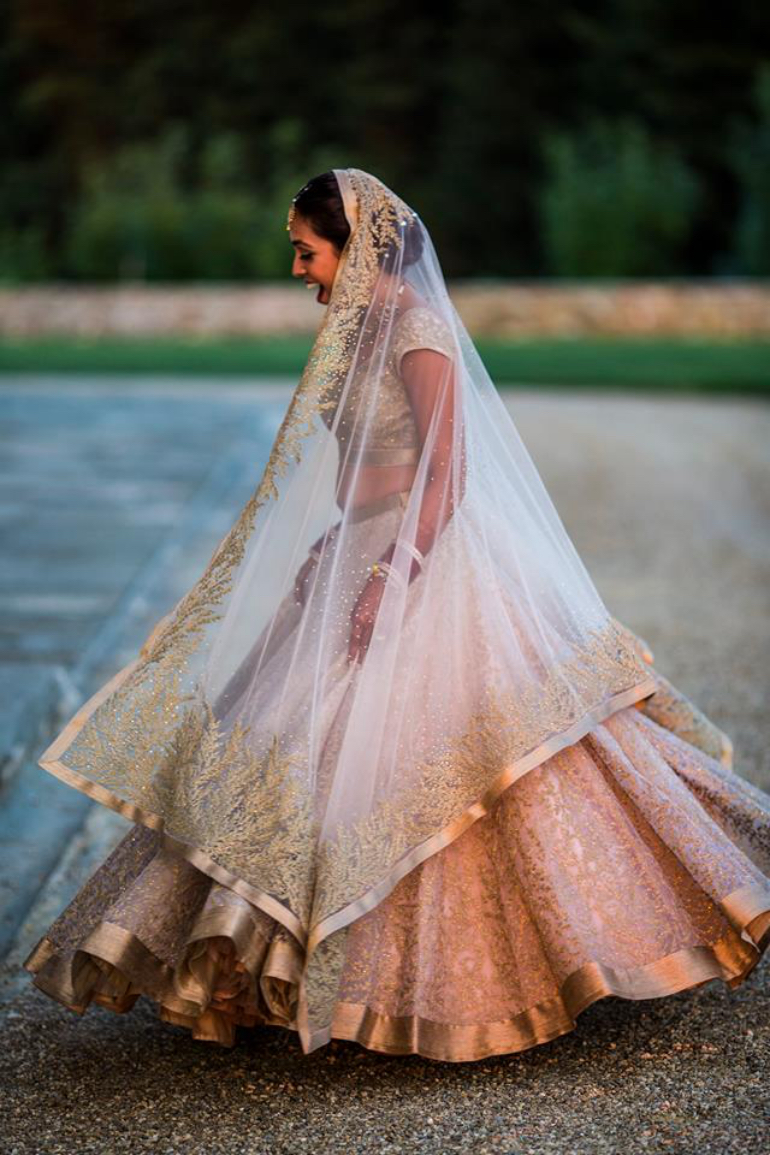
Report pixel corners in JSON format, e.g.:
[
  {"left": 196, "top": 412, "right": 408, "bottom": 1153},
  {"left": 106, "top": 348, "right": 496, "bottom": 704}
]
[{"left": 392, "top": 306, "right": 456, "bottom": 372}]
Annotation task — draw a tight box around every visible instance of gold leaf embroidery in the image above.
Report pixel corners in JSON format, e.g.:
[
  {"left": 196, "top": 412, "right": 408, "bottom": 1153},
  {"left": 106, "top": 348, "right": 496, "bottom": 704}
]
[
  {"left": 71, "top": 686, "right": 319, "bottom": 924},
  {"left": 303, "top": 929, "right": 350, "bottom": 1031}
]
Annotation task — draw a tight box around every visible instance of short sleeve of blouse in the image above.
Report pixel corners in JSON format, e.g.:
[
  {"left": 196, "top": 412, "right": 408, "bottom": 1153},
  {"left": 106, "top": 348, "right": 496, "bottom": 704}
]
[{"left": 392, "top": 307, "right": 455, "bottom": 376}]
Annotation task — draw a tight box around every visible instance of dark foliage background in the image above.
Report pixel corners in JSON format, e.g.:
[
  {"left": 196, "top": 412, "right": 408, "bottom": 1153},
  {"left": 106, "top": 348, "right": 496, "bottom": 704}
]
[{"left": 2, "top": 0, "right": 769, "bottom": 280}]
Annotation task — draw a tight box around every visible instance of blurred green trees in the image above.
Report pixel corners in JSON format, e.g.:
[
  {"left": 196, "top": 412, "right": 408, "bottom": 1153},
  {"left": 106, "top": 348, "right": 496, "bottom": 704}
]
[
  {"left": 539, "top": 117, "right": 701, "bottom": 277},
  {"left": 65, "top": 128, "right": 269, "bottom": 280},
  {"left": 728, "top": 65, "right": 770, "bottom": 276},
  {"left": 1, "top": 0, "right": 768, "bottom": 282}
]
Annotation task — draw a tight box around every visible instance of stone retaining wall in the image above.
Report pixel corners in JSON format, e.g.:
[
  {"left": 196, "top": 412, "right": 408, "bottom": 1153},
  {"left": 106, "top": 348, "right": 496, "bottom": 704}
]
[{"left": 1, "top": 280, "right": 768, "bottom": 337}]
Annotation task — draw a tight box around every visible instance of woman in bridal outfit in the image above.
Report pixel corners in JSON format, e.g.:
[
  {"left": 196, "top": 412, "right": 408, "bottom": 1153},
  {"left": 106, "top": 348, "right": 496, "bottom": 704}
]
[{"left": 25, "top": 168, "right": 770, "bottom": 1061}]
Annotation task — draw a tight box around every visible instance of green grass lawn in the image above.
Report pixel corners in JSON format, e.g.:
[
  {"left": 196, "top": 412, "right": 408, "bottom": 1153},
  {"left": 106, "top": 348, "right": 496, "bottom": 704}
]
[{"left": 0, "top": 334, "right": 768, "bottom": 392}]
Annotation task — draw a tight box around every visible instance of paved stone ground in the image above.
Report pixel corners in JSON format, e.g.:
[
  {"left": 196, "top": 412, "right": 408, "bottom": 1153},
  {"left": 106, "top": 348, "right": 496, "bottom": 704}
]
[
  {"left": 0, "top": 377, "right": 288, "bottom": 957},
  {"left": 0, "top": 379, "right": 768, "bottom": 1154}
]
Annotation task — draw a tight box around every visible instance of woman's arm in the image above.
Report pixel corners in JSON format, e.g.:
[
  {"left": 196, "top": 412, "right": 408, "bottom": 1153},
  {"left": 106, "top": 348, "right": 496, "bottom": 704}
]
[
  {"left": 375, "top": 346, "right": 464, "bottom": 583},
  {"left": 347, "top": 343, "right": 465, "bottom": 662},
  {"left": 294, "top": 520, "right": 342, "bottom": 605},
  {"left": 309, "top": 519, "right": 342, "bottom": 558}
]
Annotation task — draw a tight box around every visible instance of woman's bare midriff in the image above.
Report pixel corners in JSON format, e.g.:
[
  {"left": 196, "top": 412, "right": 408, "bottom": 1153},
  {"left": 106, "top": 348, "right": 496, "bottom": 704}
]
[{"left": 338, "top": 462, "right": 417, "bottom": 509}]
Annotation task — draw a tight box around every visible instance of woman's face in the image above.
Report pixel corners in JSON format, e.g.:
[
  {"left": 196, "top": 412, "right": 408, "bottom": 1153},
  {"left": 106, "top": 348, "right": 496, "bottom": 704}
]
[{"left": 289, "top": 215, "right": 341, "bottom": 306}]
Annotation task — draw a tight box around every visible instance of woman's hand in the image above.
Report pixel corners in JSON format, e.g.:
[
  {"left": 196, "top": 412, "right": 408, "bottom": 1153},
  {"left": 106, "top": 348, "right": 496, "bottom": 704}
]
[
  {"left": 294, "top": 520, "right": 342, "bottom": 607},
  {"left": 348, "top": 572, "right": 387, "bottom": 665},
  {"left": 293, "top": 553, "right": 318, "bottom": 606}
]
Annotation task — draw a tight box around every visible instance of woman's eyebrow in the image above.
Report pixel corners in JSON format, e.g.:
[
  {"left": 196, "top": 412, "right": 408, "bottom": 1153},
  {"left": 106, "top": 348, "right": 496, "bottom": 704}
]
[{"left": 290, "top": 239, "right": 313, "bottom": 249}]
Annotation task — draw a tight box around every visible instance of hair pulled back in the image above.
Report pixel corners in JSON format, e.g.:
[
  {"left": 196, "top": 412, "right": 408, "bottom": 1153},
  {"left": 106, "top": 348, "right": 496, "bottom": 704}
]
[{"left": 290, "top": 171, "right": 424, "bottom": 268}]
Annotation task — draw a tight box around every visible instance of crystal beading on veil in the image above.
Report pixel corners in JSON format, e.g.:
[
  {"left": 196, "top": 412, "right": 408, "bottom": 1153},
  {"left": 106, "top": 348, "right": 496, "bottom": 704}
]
[{"left": 31, "top": 168, "right": 661, "bottom": 1053}]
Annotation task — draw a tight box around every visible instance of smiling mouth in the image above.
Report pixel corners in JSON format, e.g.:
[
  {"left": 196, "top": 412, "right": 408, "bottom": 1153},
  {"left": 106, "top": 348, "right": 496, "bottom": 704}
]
[{"left": 305, "top": 281, "right": 329, "bottom": 304}]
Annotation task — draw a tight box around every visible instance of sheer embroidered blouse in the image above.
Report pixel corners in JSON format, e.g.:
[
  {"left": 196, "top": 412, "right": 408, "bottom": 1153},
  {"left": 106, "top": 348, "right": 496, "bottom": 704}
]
[{"left": 322, "top": 305, "right": 456, "bottom": 468}]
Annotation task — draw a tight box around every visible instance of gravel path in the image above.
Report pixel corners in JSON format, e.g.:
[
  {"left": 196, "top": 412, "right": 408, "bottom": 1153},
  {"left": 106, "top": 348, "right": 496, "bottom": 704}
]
[{"left": 1, "top": 384, "right": 768, "bottom": 1155}]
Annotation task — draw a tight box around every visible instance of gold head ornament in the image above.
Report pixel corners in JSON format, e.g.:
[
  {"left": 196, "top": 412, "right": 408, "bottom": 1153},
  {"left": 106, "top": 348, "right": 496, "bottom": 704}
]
[{"left": 286, "top": 180, "right": 314, "bottom": 232}]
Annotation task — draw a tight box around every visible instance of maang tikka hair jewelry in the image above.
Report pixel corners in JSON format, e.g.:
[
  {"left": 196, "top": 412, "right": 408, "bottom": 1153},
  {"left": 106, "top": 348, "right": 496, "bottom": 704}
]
[{"left": 286, "top": 181, "right": 313, "bottom": 231}]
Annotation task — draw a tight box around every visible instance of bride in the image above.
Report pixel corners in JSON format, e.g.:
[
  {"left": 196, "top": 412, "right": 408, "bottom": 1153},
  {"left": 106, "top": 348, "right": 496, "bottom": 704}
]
[{"left": 25, "top": 168, "right": 770, "bottom": 1061}]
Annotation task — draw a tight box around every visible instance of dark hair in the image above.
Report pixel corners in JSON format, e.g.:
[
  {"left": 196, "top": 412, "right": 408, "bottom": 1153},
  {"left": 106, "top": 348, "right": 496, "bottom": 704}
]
[
  {"left": 290, "top": 170, "right": 424, "bottom": 267},
  {"left": 291, "top": 172, "right": 351, "bottom": 255}
]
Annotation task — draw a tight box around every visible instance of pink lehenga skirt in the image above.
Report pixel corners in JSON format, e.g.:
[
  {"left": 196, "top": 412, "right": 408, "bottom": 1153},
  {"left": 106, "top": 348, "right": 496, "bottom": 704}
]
[{"left": 24, "top": 492, "right": 770, "bottom": 1062}]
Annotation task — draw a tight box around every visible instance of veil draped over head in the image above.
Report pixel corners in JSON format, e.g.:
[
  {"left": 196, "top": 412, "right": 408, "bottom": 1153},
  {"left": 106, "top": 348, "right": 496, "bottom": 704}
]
[{"left": 38, "top": 168, "right": 657, "bottom": 1052}]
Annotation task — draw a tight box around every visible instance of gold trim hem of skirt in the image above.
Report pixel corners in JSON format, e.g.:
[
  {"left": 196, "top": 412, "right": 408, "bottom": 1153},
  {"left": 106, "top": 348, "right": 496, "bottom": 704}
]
[
  {"left": 325, "top": 883, "right": 770, "bottom": 1061},
  {"left": 23, "top": 909, "right": 304, "bottom": 1047},
  {"left": 23, "top": 881, "right": 770, "bottom": 1060}
]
